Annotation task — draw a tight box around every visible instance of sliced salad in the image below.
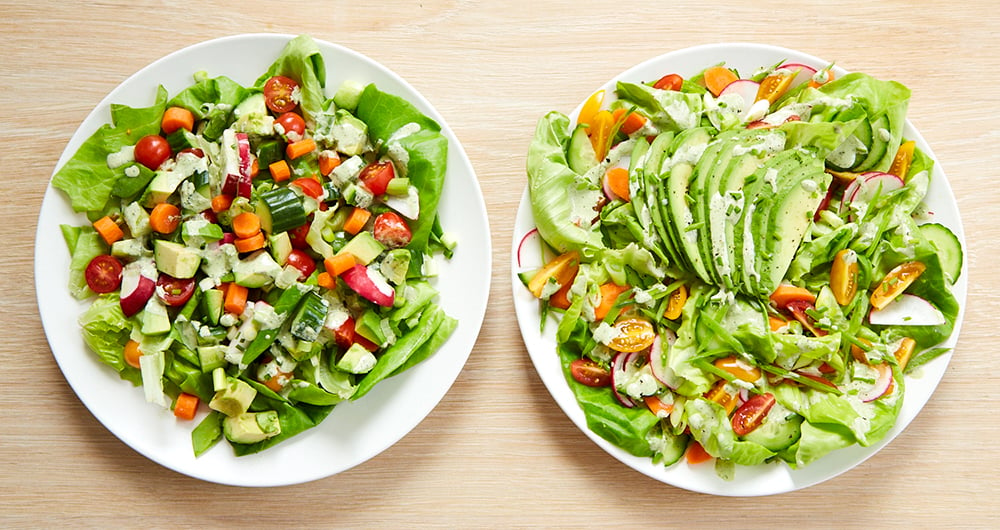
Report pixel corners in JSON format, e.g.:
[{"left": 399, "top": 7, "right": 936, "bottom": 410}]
[
  {"left": 53, "top": 35, "right": 457, "bottom": 456},
  {"left": 520, "top": 60, "right": 962, "bottom": 477}
]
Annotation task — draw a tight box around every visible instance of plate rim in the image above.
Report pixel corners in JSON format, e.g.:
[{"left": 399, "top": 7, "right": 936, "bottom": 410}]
[
  {"left": 511, "top": 41, "right": 967, "bottom": 496},
  {"left": 35, "top": 33, "right": 492, "bottom": 487}
]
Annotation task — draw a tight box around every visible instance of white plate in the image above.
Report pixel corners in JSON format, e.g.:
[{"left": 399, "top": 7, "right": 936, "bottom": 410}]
[
  {"left": 36, "top": 34, "right": 491, "bottom": 487},
  {"left": 512, "top": 43, "right": 967, "bottom": 496}
]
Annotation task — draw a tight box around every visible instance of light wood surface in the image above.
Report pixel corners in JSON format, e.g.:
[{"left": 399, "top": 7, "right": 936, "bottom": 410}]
[{"left": 3, "top": 0, "right": 998, "bottom": 526}]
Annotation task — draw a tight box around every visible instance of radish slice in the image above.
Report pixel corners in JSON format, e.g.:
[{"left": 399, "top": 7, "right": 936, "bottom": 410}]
[
  {"left": 869, "top": 293, "right": 945, "bottom": 326},
  {"left": 221, "top": 232, "right": 236, "bottom": 245},
  {"left": 841, "top": 171, "right": 905, "bottom": 219},
  {"left": 221, "top": 130, "right": 252, "bottom": 197},
  {"left": 341, "top": 265, "right": 395, "bottom": 307},
  {"left": 236, "top": 133, "right": 253, "bottom": 198},
  {"left": 120, "top": 267, "right": 156, "bottom": 317},
  {"left": 858, "top": 363, "right": 893, "bottom": 402},
  {"left": 776, "top": 62, "right": 818, "bottom": 88},
  {"left": 516, "top": 228, "right": 555, "bottom": 270},
  {"left": 611, "top": 352, "right": 637, "bottom": 408},
  {"left": 648, "top": 330, "right": 679, "bottom": 390},
  {"left": 720, "top": 79, "right": 761, "bottom": 108}
]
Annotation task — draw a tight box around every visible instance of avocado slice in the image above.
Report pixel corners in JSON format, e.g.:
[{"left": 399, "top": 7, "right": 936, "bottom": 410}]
[
  {"left": 758, "top": 164, "right": 830, "bottom": 293},
  {"left": 654, "top": 127, "right": 713, "bottom": 276},
  {"left": 736, "top": 149, "right": 809, "bottom": 296},
  {"left": 223, "top": 411, "right": 281, "bottom": 444},
  {"left": 705, "top": 130, "right": 785, "bottom": 291},
  {"left": 638, "top": 133, "right": 679, "bottom": 267}
]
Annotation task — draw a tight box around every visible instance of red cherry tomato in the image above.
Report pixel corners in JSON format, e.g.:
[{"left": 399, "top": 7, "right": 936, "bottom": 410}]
[
  {"left": 85, "top": 255, "right": 123, "bottom": 294},
  {"left": 358, "top": 161, "right": 395, "bottom": 196},
  {"left": 731, "top": 393, "right": 776, "bottom": 436},
  {"left": 156, "top": 275, "right": 196, "bottom": 307},
  {"left": 285, "top": 249, "right": 316, "bottom": 279},
  {"left": 275, "top": 111, "right": 306, "bottom": 137},
  {"left": 785, "top": 300, "right": 827, "bottom": 337},
  {"left": 134, "top": 134, "right": 171, "bottom": 170},
  {"left": 372, "top": 211, "right": 413, "bottom": 248},
  {"left": 291, "top": 178, "right": 324, "bottom": 199},
  {"left": 569, "top": 359, "right": 611, "bottom": 387},
  {"left": 653, "top": 73, "right": 683, "bottom": 91},
  {"left": 288, "top": 223, "right": 311, "bottom": 249},
  {"left": 263, "top": 75, "right": 299, "bottom": 113}
]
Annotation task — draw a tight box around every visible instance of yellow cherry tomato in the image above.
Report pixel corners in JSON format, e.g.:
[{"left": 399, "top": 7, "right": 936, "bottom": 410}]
[
  {"left": 870, "top": 261, "right": 926, "bottom": 310},
  {"left": 830, "top": 249, "right": 860, "bottom": 306},
  {"left": 608, "top": 318, "right": 655, "bottom": 353}
]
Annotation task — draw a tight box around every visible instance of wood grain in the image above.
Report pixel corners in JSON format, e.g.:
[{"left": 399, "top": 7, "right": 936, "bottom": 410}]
[{"left": 2, "top": 0, "right": 998, "bottom": 526}]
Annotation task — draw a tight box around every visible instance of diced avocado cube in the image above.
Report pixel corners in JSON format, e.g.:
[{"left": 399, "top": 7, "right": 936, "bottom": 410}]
[
  {"left": 354, "top": 310, "right": 386, "bottom": 346},
  {"left": 337, "top": 343, "right": 377, "bottom": 374},
  {"left": 111, "top": 238, "right": 150, "bottom": 260},
  {"left": 223, "top": 411, "right": 281, "bottom": 444},
  {"left": 268, "top": 231, "right": 293, "bottom": 265},
  {"left": 200, "top": 288, "right": 224, "bottom": 326},
  {"left": 154, "top": 240, "right": 202, "bottom": 279},
  {"left": 233, "top": 250, "right": 282, "bottom": 288},
  {"left": 333, "top": 80, "right": 365, "bottom": 111},
  {"left": 337, "top": 231, "right": 384, "bottom": 265},
  {"left": 379, "top": 249, "right": 410, "bottom": 285},
  {"left": 140, "top": 297, "right": 171, "bottom": 336},
  {"left": 209, "top": 377, "right": 257, "bottom": 417},
  {"left": 197, "top": 345, "right": 227, "bottom": 372},
  {"left": 330, "top": 110, "right": 369, "bottom": 156}
]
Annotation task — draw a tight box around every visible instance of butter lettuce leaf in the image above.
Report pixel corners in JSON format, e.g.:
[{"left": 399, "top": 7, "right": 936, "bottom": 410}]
[
  {"left": 79, "top": 293, "right": 140, "bottom": 385},
  {"left": 615, "top": 81, "right": 704, "bottom": 132},
  {"left": 254, "top": 34, "right": 326, "bottom": 122}
]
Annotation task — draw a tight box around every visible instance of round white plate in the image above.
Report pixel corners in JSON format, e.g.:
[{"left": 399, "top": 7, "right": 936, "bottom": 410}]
[
  {"left": 512, "top": 43, "right": 966, "bottom": 496},
  {"left": 36, "top": 34, "right": 491, "bottom": 487}
]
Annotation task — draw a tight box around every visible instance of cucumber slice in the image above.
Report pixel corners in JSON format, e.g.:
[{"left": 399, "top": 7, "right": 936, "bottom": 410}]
[
  {"left": 648, "top": 422, "right": 689, "bottom": 467},
  {"left": 567, "top": 124, "right": 599, "bottom": 174},
  {"left": 920, "top": 222, "right": 963, "bottom": 284},
  {"left": 742, "top": 404, "right": 803, "bottom": 452},
  {"left": 257, "top": 187, "right": 307, "bottom": 234},
  {"left": 289, "top": 291, "right": 329, "bottom": 343}
]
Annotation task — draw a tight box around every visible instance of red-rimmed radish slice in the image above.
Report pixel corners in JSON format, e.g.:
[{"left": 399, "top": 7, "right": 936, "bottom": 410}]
[
  {"left": 221, "top": 131, "right": 252, "bottom": 197},
  {"left": 720, "top": 79, "right": 761, "bottom": 107},
  {"left": 120, "top": 266, "right": 156, "bottom": 317},
  {"left": 341, "top": 265, "right": 395, "bottom": 307},
  {"left": 516, "top": 228, "right": 555, "bottom": 270},
  {"left": 858, "top": 363, "right": 893, "bottom": 402},
  {"left": 611, "top": 352, "right": 637, "bottom": 408},
  {"left": 840, "top": 171, "right": 905, "bottom": 219},
  {"left": 869, "top": 293, "right": 945, "bottom": 326},
  {"left": 776, "top": 62, "right": 818, "bottom": 88},
  {"left": 648, "top": 330, "right": 679, "bottom": 390}
]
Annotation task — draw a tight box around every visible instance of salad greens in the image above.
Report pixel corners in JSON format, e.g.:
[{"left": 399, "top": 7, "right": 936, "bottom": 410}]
[
  {"left": 54, "top": 35, "right": 457, "bottom": 456},
  {"left": 522, "top": 60, "right": 963, "bottom": 475}
]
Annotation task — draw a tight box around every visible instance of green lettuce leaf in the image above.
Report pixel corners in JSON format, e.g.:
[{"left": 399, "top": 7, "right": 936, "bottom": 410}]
[
  {"left": 79, "top": 294, "right": 140, "bottom": 385},
  {"left": 64, "top": 226, "right": 106, "bottom": 299},
  {"left": 526, "top": 112, "right": 605, "bottom": 254},
  {"left": 254, "top": 34, "right": 326, "bottom": 122},
  {"left": 52, "top": 86, "right": 168, "bottom": 213},
  {"left": 615, "top": 81, "right": 704, "bottom": 132},
  {"left": 354, "top": 84, "right": 448, "bottom": 251}
]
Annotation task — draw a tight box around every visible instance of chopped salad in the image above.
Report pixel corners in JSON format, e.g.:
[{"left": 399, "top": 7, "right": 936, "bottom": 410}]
[
  {"left": 53, "top": 35, "right": 457, "bottom": 456},
  {"left": 521, "top": 59, "right": 962, "bottom": 477}
]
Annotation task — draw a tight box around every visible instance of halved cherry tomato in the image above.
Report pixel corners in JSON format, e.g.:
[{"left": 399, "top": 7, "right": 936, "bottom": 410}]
[
  {"left": 889, "top": 140, "right": 916, "bottom": 180},
  {"left": 830, "top": 249, "right": 859, "bottom": 306},
  {"left": 275, "top": 111, "right": 306, "bottom": 137},
  {"left": 527, "top": 251, "right": 580, "bottom": 298},
  {"left": 291, "top": 177, "right": 324, "bottom": 199},
  {"left": 372, "top": 212, "right": 412, "bottom": 248},
  {"left": 258, "top": 356, "right": 294, "bottom": 392},
  {"left": 608, "top": 318, "right": 655, "bottom": 353},
  {"left": 156, "top": 274, "right": 196, "bottom": 307},
  {"left": 569, "top": 359, "right": 611, "bottom": 387},
  {"left": 263, "top": 75, "right": 299, "bottom": 113},
  {"left": 85, "top": 255, "right": 123, "bottom": 294},
  {"left": 755, "top": 72, "right": 795, "bottom": 104},
  {"left": 178, "top": 147, "right": 204, "bottom": 158},
  {"left": 358, "top": 161, "right": 395, "bottom": 196},
  {"left": 288, "top": 222, "right": 311, "bottom": 249},
  {"left": 664, "top": 283, "right": 687, "bottom": 320},
  {"left": 785, "top": 300, "right": 827, "bottom": 337},
  {"left": 589, "top": 110, "right": 615, "bottom": 161},
  {"left": 643, "top": 395, "right": 674, "bottom": 417},
  {"left": 713, "top": 355, "right": 761, "bottom": 383},
  {"left": 731, "top": 393, "right": 776, "bottom": 436},
  {"left": 653, "top": 73, "right": 683, "bottom": 91},
  {"left": 870, "top": 261, "right": 926, "bottom": 310},
  {"left": 769, "top": 285, "right": 816, "bottom": 310},
  {"left": 577, "top": 90, "right": 605, "bottom": 129},
  {"left": 285, "top": 249, "right": 316, "bottom": 279},
  {"left": 134, "top": 134, "right": 171, "bottom": 170},
  {"left": 703, "top": 380, "right": 739, "bottom": 414},
  {"left": 332, "top": 316, "right": 378, "bottom": 352}
]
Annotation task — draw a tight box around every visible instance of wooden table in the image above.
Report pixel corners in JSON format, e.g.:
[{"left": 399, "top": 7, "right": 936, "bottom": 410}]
[{"left": 3, "top": 1, "right": 998, "bottom": 526}]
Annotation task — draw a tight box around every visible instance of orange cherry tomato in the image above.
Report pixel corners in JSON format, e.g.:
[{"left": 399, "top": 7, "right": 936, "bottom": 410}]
[
  {"left": 608, "top": 318, "right": 656, "bottom": 353},
  {"left": 756, "top": 71, "right": 796, "bottom": 104},
  {"left": 577, "top": 90, "right": 605, "bottom": 129},
  {"left": 703, "top": 380, "right": 739, "bottom": 414},
  {"left": 664, "top": 284, "right": 687, "bottom": 320},
  {"left": 830, "top": 249, "right": 860, "bottom": 306},
  {"left": 870, "top": 261, "right": 926, "bottom": 310},
  {"left": 713, "top": 355, "right": 761, "bottom": 383},
  {"left": 527, "top": 251, "right": 580, "bottom": 298}
]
